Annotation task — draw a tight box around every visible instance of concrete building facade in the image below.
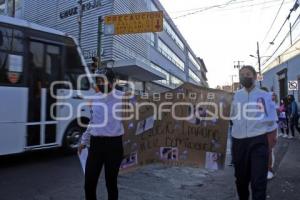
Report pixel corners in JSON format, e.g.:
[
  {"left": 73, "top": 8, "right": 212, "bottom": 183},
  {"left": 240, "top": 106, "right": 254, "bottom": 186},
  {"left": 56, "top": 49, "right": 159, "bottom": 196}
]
[
  {"left": 262, "top": 39, "right": 300, "bottom": 105},
  {"left": 0, "top": 0, "right": 209, "bottom": 93}
]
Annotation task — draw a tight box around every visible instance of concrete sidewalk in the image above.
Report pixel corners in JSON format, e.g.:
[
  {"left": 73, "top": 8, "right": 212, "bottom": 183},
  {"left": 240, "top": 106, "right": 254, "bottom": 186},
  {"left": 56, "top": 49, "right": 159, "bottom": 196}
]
[
  {"left": 267, "top": 137, "right": 300, "bottom": 200},
  {"left": 113, "top": 136, "right": 296, "bottom": 200}
]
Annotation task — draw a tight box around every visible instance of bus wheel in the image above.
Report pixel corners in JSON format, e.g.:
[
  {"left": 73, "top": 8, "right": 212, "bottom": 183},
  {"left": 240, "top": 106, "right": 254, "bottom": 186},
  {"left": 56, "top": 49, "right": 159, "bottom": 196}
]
[{"left": 63, "top": 124, "right": 84, "bottom": 152}]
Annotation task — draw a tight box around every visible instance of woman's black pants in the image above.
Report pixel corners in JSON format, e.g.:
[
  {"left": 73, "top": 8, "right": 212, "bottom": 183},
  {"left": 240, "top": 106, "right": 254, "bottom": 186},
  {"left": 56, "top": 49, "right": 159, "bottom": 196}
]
[
  {"left": 232, "top": 134, "right": 269, "bottom": 200},
  {"left": 290, "top": 116, "right": 300, "bottom": 136},
  {"left": 84, "top": 135, "right": 124, "bottom": 200}
]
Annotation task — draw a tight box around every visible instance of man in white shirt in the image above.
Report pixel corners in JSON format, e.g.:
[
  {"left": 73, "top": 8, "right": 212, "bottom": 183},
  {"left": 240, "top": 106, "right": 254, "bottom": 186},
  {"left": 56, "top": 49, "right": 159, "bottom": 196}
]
[
  {"left": 78, "top": 68, "right": 125, "bottom": 200},
  {"left": 230, "top": 66, "right": 278, "bottom": 200}
]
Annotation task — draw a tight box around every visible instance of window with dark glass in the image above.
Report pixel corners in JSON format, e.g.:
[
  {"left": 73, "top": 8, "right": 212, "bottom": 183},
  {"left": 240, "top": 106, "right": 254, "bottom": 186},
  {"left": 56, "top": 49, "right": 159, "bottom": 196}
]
[
  {"left": 158, "top": 39, "right": 185, "bottom": 70},
  {"left": 0, "top": 26, "right": 24, "bottom": 85},
  {"left": 0, "top": 26, "right": 23, "bottom": 52},
  {"left": 65, "top": 46, "right": 89, "bottom": 90},
  {"left": 0, "top": 0, "right": 5, "bottom": 15}
]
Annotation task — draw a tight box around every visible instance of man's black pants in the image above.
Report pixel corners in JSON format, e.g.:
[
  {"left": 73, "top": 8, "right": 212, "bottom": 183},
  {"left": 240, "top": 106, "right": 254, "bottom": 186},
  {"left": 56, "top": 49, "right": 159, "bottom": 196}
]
[
  {"left": 232, "top": 134, "right": 269, "bottom": 200},
  {"left": 85, "top": 135, "right": 124, "bottom": 200}
]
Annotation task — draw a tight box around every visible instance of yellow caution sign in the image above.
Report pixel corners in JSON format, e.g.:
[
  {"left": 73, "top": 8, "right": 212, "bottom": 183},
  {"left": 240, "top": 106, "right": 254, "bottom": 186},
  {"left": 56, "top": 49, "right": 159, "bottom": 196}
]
[{"left": 104, "top": 11, "right": 163, "bottom": 35}]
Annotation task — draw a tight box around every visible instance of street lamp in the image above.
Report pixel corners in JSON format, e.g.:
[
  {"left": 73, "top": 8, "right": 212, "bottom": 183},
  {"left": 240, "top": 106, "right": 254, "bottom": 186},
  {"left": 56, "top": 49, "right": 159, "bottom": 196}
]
[{"left": 249, "top": 55, "right": 271, "bottom": 59}]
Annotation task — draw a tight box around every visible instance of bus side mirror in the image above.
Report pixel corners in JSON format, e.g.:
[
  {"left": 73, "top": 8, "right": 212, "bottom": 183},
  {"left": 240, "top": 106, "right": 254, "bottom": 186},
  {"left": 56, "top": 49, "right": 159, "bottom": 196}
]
[{"left": 0, "top": 31, "right": 3, "bottom": 46}]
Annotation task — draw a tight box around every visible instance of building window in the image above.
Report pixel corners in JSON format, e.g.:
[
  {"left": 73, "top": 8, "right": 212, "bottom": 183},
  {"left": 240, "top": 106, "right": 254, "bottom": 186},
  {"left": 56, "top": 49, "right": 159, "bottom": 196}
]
[
  {"left": 158, "top": 39, "right": 184, "bottom": 71},
  {"left": 163, "top": 19, "right": 185, "bottom": 50},
  {"left": 150, "top": 62, "right": 169, "bottom": 85},
  {"left": 149, "top": 0, "right": 158, "bottom": 11},
  {"left": 188, "top": 51, "right": 201, "bottom": 70},
  {"left": 0, "top": 0, "right": 5, "bottom": 15},
  {"left": 143, "top": 0, "right": 158, "bottom": 11},
  {"left": 170, "top": 75, "right": 182, "bottom": 88},
  {"left": 14, "top": 0, "right": 22, "bottom": 17},
  {"left": 189, "top": 69, "right": 200, "bottom": 83},
  {"left": 0, "top": 0, "right": 22, "bottom": 17},
  {"left": 150, "top": 32, "right": 155, "bottom": 47},
  {"left": 150, "top": 62, "right": 183, "bottom": 88}
]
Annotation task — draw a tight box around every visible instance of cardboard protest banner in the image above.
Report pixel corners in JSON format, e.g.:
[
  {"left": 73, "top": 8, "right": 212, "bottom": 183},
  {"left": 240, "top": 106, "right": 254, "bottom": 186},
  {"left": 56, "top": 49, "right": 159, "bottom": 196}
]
[{"left": 121, "top": 83, "right": 233, "bottom": 172}]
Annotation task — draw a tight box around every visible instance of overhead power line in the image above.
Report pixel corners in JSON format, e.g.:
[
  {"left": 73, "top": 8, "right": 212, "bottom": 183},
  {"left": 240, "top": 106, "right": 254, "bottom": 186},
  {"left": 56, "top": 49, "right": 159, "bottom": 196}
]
[
  {"left": 261, "top": 0, "right": 286, "bottom": 46},
  {"left": 261, "top": 0, "right": 299, "bottom": 57},
  {"left": 219, "top": 0, "right": 291, "bottom": 11},
  {"left": 171, "top": 0, "right": 289, "bottom": 19},
  {"left": 262, "top": 12, "right": 300, "bottom": 69},
  {"left": 270, "top": 0, "right": 299, "bottom": 44},
  {"left": 173, "top": 0, "right": 237, "bottom": 19},
  {"left": 170, "top": 0, "right": 256, "bottom": 14}
]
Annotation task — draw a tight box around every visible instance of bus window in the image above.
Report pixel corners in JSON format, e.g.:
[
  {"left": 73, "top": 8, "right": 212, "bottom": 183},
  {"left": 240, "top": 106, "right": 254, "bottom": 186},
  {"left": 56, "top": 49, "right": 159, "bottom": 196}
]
[
  {"left": 65, "top": 46, "right": 89, "bottom": 90},
  {"left": 45, "top": 44, "right": 61, "bottom": 87},
  {"left": 0, "top": 26, "right": 23, "bottom": 52},
  {"left": 30, "top": 42, "right": 44, "bottom": 68},
  {"left": 0, "top": 26, "right": 24, "bottom": 85}
]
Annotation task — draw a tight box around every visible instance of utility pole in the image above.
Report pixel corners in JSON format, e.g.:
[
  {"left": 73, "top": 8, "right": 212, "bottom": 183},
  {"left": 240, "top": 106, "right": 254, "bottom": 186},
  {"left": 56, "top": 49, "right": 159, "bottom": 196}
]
[
  {"left": 12, "top": 0, "right": 15, "bottom": 17},
  {"left": 230, "top": 75, "right": 237, "bottom": 92},
  {"left": 289, "top": 21, "right": 293, "bottom": 46},
  {"left": 234, "top": 61, "right": 244, "bottom": 70},
  {"left": 78, "top": 0, "right": 83, "bottom": 48},
  {"left": 257, "top": 41, "right": 262, "bottom": 88},
  {"left": 234, "top": 60, "right": 244, "bottom": 89}
]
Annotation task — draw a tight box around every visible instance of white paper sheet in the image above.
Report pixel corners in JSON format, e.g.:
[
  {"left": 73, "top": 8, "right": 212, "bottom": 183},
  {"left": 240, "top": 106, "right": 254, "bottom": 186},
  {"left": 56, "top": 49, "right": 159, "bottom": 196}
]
[
  {"left": 8, "top": 54, "right": 23, "bottom": 72},
  {"left": 78, "top": 148, "right": 88, "bottom": 174}
]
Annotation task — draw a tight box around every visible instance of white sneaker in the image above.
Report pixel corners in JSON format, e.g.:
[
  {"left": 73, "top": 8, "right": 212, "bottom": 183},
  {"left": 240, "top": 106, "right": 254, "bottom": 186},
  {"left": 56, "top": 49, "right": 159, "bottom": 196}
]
[
  {"left": 267, "top": 171, "right": 275, "bottom": 180},
  {"left": 282, "top": 134, "right": 288, "bottom": 138},
  {"left": 288, "top": 135, "right": 294, "bottom": 139},
  {"left": 278, "top": 133, "right": 284, "bottom": 137}
]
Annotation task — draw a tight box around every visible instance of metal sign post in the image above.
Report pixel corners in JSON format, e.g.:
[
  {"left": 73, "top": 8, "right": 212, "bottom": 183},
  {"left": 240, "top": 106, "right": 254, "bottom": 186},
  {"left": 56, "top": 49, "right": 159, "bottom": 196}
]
[{"left": 97, "top": 16, "right": 103, "bottom": 69}]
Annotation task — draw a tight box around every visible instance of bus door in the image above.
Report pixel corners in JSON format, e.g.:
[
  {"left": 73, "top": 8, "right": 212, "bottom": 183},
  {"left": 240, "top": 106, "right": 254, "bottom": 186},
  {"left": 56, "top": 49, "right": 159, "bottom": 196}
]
[{"left": 26, "top": 40, "right": 62, "bottom": 148}]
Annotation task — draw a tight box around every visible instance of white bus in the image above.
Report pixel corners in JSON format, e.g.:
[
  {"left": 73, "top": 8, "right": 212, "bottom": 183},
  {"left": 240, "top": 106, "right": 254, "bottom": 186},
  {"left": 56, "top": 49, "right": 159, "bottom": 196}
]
[{"left": 0, "top": 16, "right": 93, "bottom": 155}]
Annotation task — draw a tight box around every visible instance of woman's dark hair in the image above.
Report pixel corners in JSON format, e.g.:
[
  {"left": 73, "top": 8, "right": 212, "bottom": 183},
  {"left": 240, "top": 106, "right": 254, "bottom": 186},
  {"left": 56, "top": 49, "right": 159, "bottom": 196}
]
[
  {"left": 281, "top": 98, "right": 288, "bottom": 107},
  {"left": 239, "top": 65, "right": 257, "bottom": 77},
  {"left": 95, "top": 67, "right": 116, "bottom": 83},
  {"left": 288, "top": 94, "right": 295, "bottom": 102}
]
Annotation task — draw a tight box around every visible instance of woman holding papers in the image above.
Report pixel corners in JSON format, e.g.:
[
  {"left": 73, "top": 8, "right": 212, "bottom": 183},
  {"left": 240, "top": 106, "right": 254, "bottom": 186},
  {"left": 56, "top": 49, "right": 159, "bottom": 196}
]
[
  {"left": 230, "top": 65, "right": 278, "bottom": 200},
  {"left": 78, "top": 68, "right": 124, "bottom": 200}
]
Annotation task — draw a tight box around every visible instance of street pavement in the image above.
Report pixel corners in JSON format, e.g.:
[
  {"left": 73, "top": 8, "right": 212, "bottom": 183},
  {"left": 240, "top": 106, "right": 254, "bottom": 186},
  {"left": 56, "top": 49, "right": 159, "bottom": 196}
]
[
  {"left": 0, "top": 136, "right": 299, "bottom": 200},
  {"left": 267, "top": 137, "right": 300, "bottom": 200}
]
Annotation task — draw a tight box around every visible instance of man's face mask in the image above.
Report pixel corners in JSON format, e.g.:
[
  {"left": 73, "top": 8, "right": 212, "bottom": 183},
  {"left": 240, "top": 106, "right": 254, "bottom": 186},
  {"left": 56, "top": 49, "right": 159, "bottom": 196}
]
[{"left": 240, "top": 77, "right": 254, "bottom": 88}]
